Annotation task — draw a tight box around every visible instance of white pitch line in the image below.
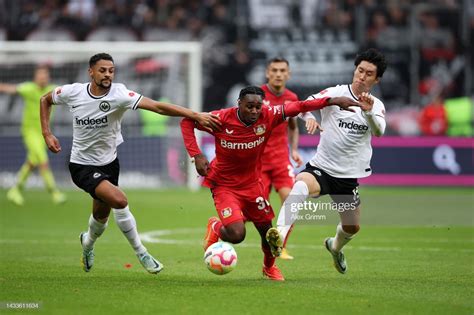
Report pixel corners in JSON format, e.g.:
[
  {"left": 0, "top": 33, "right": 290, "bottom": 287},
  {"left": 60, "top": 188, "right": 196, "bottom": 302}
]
[
  {"left": 138, "top": 228, "right": 474, "bottom": 253},
  {"left": 1, "top": 228, "right": 473, "bottom": 253}
]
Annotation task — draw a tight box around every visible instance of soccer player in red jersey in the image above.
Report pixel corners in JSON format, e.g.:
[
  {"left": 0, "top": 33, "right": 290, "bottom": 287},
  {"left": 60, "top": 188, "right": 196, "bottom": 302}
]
[
  {"left": 261, "top": 57, "right": 320, "bottom": 260},
  {"left": 181, "top": 86, "right": 359, "bottom": 281}
]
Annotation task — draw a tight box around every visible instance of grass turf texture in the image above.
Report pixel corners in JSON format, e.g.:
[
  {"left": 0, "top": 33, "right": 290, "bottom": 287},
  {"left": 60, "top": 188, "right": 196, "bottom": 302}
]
[{"left": 0, "top": 187, "right": 473, "bottom": 314}]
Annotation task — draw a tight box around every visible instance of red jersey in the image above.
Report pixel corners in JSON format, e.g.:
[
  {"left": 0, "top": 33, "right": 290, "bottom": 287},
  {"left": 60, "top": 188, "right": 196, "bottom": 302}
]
[
  {"left": 260, "top": 84, "right": 299, "bottom": 170},
  {"left": 181, "top": 97, "right": 330, "bottom": 189},
  {"left": 182, "top": 106, "right": 285, "bottom": 189}
]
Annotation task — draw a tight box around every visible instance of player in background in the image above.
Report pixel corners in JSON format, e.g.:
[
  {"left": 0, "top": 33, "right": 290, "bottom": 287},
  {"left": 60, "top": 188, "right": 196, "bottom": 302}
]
[
  {"left": 40, "top": 53, "right": 221, "bottom": 275},
  {"left": 267, "top": 48, "right": 387, "bottom": 275},
  {"left": 181, "top": 86, "right": 359, "bottom": 281},
  {"left": 0, "top": 65, "right": 66, "bottom": 206},
  {"left": 261, "top": 57, "right": 320, "bottom": 260}
]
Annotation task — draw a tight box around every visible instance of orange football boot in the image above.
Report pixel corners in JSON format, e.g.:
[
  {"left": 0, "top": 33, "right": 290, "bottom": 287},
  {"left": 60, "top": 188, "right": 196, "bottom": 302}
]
[
  {"left": 203, "top": 217, "right": 220, "bottom": 251},
  {"left": 262, "top": 265, "right": 285, "bottom": 281}
]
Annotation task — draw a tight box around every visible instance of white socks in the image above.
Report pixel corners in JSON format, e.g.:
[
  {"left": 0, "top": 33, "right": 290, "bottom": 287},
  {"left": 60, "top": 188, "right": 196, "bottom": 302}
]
[
  {"left": 277, "top": 180, "right": 309, "bottom": 241},
  {"left": 332, "top": 223, "right": 354, "bottom": 252},
  {"left": 113, "top": 206, "right": 147, "bottom": 255},
  {"left": 83, "top": 215, "right": 108, "bottom": 251}
]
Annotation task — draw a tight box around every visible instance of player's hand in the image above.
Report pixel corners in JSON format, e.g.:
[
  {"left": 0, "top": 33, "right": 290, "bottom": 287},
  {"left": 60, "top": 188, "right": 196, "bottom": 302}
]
[
  {"left": 358, "top": 92, "right": 374, "bottom": 112},
  {"left": 291, "top": 149, "right": 303, "bottom": 167},
  {"left": 328, "top": 97, "right": 361, "bottom": 112},
  {"left": 44, "top": 134, "right": 61, "bottom": 153},
  {"left": 305, "top": 118, "right": 323, "bottom": 134},
  {"left": 193, "top": 153, "right": 210, "bottom": 176},
  {"left": 196, "top": 113, "right": 222, "bottom": 132}
]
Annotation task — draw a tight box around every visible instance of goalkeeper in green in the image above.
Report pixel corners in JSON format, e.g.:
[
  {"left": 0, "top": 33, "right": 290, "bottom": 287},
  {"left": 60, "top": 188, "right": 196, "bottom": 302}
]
[{"left": 1, "top": 65, "right": 66, "bottom": 205}]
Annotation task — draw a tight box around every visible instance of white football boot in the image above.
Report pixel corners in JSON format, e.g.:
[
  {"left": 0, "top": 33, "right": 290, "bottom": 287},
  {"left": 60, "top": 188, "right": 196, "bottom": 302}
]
[
  {"left": 324, "top": 237, "right": 347, "bottom": 274},
  {"left": 80, "top": 232, "right": 94, "bottom": 272},
  {"left": 137, "top": 252, "right": 163, "bottom": 274}
]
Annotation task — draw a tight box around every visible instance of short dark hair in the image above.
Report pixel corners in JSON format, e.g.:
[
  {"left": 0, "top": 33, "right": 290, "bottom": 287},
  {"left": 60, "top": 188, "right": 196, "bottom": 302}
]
[
  {"left": 89, "top": 53, "right": 114, "bottom": 67},
  {"left": 239, "top": 86, "right": 265, "bottom": 100},
  {"left": 354, "top": 48, "right": 387, "bottom": 78},
  {"left": 267, "top": 57, "right": 289, "bottom": 67}
]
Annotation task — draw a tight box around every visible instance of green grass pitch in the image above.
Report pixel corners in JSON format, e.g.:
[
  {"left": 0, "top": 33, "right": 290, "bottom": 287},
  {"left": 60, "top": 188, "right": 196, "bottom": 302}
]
[{"left": 1, "top": 187, "right": 473, "bottom": 314}]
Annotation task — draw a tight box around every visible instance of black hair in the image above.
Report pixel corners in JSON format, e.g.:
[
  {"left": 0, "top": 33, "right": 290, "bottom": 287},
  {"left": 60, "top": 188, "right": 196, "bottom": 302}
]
[
  {"left": 238, "top": 86, "right": 265, "bottom": 100},
  {"left": 89, "top": 53, "right": 114, "bottom": 67},
  {"left": 354, "top": 48, "right": 387, "bottom": 78},
  {"left": 267, "top": 57, "right": 289, "bottom": 67}
]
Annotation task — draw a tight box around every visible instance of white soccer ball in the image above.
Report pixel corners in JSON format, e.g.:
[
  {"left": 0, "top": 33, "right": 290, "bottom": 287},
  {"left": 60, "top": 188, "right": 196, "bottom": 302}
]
[{"left": 204, "top": 242, "right": 238, "bottom": 275}]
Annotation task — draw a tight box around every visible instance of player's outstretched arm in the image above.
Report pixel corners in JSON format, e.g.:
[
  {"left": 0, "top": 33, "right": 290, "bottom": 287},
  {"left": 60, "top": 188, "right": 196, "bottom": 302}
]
[
  {"left": 138, "top": 97, "right": 221, "bottom": 132},
  {"left": 328, "top": 97, "right": 361, "bottom": 112},
  {"left": 40, "top": 91, "right": 61, "bottom": 153},
  {"left": 0, "top": 83, "right": 18, "bottom": 95},
  {"left": 284, "top": 97, "right": 360, "bottom": 117},
  {"left": 359, "top": 92, "right": 385, "bottom": 137}
]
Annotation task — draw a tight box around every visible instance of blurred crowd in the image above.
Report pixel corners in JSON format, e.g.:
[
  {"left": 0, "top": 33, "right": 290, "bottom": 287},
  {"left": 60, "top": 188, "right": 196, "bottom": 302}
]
[
  {"left": 0, "top": 0, "right": 472, "bottom": 136},
  {"left": 0, "top": 0, "right": 464, "bottom": 40},
  {"left": 1, "top": 0, "right": 238, "bottom": 42}
]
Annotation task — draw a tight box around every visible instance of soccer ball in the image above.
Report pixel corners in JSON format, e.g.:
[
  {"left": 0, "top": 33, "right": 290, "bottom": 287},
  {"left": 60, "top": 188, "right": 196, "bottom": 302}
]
[{"left": 204, "top": 242, "right": 238, "bottom": 275}]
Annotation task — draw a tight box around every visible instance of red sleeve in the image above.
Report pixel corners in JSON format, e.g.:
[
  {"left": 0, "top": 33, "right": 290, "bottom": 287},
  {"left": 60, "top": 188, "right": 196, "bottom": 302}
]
[
  {"left": 283, "top": 97, "right": 331, "bottom": 117},
  {"left": 180, "top": 118, "right": 203, "bottom": 157},
  {"left": 180, "top": 109, "right": 220, "bottom": 157}
]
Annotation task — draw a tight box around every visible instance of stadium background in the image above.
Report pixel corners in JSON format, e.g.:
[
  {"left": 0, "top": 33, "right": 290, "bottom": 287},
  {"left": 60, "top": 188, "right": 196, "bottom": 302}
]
[
  {"left": 0, "top": 0, "right": 472, "bottom": 189},
  {"left": 0, "top": 1, "right": 473, "bottom": 314}
]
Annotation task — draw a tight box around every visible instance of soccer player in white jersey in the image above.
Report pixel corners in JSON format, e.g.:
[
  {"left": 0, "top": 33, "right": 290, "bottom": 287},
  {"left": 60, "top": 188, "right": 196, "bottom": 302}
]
[
  {"left": 39, "top": 53, "right": 221, "bottom": 274},
  {"left": 266, "top": 48, "right": 387, "bottom": 274}
]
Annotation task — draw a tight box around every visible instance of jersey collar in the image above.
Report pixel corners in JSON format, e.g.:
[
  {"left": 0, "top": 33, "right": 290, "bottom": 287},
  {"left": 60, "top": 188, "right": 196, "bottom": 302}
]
[
  {"left": 236, "top": 108, "right": 256, "bottom": 127},
  {"left": 265, "top": 84, "right": 285, "bottom": 97},
  {"left": 347, "top": 84, "right": 359, "bottom": 101},
  {"left": 348, "top": 84, "right": 372, "bottom": 101},
  {"left": 87, "top": 83, "right": 110, "bottom": 99}
]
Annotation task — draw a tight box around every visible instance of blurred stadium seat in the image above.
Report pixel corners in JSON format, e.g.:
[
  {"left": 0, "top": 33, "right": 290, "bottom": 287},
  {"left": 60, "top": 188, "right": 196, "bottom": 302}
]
[
  {"left": 26, "top": 28, "right": 76, "bottom": 41},
  {"left": 0, "top": 28, "right": 6, "bottom": 41},
  {"left": 143, "top": 27, "right": 191, "bottom": 42},
  {"left": 0, "top": 1, "right": 472, "bottom": 189},
  {"left": 85, "top": 27, "right": 138, "bottom": 42}
]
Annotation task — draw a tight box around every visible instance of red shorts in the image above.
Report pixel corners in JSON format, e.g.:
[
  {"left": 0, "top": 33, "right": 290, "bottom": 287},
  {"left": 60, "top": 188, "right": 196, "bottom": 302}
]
[
  {"left": 261, "top": 159, "right": 295, "bottom": 199},
  {"left": 211, "top": 182, "right": 274, "bottom": 226}
]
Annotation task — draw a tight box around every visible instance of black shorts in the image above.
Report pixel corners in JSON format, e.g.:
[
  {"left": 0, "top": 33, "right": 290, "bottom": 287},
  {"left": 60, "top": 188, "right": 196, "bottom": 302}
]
[
  {"left": 300, "top": 163, "right": 361, "bottom": 207},
  {"left": 69, "top": 158, "right": 120, "bottom": 200}
]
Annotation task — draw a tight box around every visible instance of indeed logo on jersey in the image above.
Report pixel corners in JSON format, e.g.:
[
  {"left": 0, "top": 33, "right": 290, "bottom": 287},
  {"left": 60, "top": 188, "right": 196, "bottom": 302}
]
[
  {"left": 220, "top": 136, "right": 265, "bottom": 150},
  {"left": 75, "top": 116, "right": 108, "bottom": 129},
  {"left": 338, "top": 120, "right": 368, "bottom": 135}
]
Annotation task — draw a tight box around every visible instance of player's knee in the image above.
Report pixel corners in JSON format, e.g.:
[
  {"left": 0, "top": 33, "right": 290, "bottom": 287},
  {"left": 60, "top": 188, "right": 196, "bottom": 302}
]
[
  {"left": 114, "top": 199, "right": 128, "bottom": 209},
  {"left": 342, "top": 224, "right": 360, "bottom": 234},
  {"left": 227, "top": 228, "right": 246, "bottom": 244},
  {"left": 295, "top": 174, "right": 320, "bottom": 197},
  {"left": 110, "top": 194, "right": 128, "bottom": 209}
]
